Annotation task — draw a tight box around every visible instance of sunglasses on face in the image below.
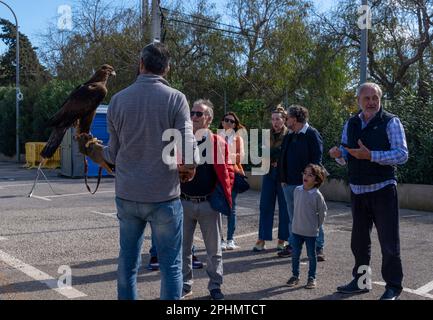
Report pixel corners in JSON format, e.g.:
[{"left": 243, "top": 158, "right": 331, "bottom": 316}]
[
  {"left": 224, "top": 118, "right": 236, "bottom": 124},
  {"left": 191, "top": 111, "right": 204, "bottom": 118}
]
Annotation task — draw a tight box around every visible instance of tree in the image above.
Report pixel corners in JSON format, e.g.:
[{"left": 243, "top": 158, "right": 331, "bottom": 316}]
[{"left": 0, "top": 18, "right": 51, "bottom": 87}]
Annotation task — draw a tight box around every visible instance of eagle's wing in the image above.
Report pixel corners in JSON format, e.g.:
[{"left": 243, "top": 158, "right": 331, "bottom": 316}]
[
  {"left": 47, "top": 83, "right": 107, "bottom": 128},
  {"left": 40, "top": 83, "right": 107, "bottom": 159}
]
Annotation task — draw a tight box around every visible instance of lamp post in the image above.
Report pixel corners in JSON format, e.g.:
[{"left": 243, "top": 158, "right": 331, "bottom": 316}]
[
  {"left": 360, "top": 0, "right": 368, "bottom": 84},
  {"left": 0, "top": 1, "right": 21, "bottom": 162}
]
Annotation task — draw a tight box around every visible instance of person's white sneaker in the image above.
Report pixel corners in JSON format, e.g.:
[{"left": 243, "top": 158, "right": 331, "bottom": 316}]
[
  {"left": 221, "top": 239, "right": 227, "bottom": 251},
  {"left": 226, "top": 240, "right": 239, "bottom": 250}
]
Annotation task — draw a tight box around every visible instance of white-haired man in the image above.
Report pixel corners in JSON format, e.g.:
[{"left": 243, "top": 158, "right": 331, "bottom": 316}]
[{"left": 329, "top": 82, "right": 408, "bottom": 300}]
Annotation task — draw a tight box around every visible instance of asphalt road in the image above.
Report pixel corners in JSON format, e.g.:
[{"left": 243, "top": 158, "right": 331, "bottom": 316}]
[{"left": 1, "top": 162, "right": 432, "bottom": 300}]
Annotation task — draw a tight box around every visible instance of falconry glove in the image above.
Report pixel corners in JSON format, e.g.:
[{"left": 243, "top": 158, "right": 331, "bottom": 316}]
[{"left": 77, "top": 133, "right": 115, "bottom": 173}]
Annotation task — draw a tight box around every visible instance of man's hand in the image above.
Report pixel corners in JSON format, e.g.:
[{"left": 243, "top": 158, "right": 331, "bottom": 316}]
[
  {"left": 178, "top": 164, "right": 196, "bottom": 183},
  {"left": 344, "top": 139, "right": 371, "bottom": 160},
  {"left": 329, "top": 146, "right": 342, "bottom": 159},
  {"left": 77, "top": 133, "right": 114, "bottom": 174}
]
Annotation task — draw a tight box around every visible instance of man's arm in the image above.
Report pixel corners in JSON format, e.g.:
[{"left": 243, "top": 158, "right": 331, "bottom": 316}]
[
  {"left": 173, "top": 93, "right": 199, "bottom": 168},
  {"left": 370, "top": 117, "right": 409, "bottom": 165},
  {"left": 309, "top": 129, "right": 323, "bottom": 165},
  {"left": 102, "top": 101, "right": 120, "bottom": 165},
  {"left": 329, "top": 121, "right": 349, "bottom": 166}
]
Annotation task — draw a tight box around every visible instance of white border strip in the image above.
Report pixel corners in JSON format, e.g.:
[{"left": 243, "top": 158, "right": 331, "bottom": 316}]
[
  {"left": 0, "top": 250, "right": 87, "bottom": 299},
  {"left": 373, "top": 281, "right": 433, "bottom": 300},
  {"left": 415, "top": 280, "right": 433, "bottom": 295}
]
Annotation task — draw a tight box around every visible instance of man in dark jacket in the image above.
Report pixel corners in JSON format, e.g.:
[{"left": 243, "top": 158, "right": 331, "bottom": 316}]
[{"left": 278, "top": 105, "right": 325, "bottom": 260}]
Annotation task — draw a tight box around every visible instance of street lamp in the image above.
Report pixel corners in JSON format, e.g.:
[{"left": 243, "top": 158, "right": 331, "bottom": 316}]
[
  {"left": 360, "top": 0, "right": 369, "bottom": 84},
  {"left": 0, "top": 1, "right": 21, "bottom": 162}
]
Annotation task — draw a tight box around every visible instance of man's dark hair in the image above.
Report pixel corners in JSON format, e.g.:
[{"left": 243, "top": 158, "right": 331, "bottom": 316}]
[
  {"left": 288, "top": 105, "right": 309, "bottom": 124},
  {"left": 140, "top": 42, "right": 170, "bottom": 75}
]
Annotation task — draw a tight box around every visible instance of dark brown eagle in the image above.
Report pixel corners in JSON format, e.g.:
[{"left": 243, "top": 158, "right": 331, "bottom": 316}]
[{"left": 40, "top": 64, "right": 116, "bottom": 159}]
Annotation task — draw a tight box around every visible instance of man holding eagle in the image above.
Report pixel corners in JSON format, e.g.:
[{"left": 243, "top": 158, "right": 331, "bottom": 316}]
[{"left": 72, "top": 42, "right": 197, "bottom": 300}]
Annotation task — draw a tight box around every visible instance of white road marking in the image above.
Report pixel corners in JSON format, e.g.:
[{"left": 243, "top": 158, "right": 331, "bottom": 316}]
[
  {"left": 328, "top": 213, "right": 351, "bottom": 218},
  {"left": 0, "top": 183, "right": 34, "bottom": 189},
  {"left": 0, "top": 236, "right": 7, "bottom": 241},
  {"left": 46, "top": 190, "right": 114, "bottom": 198},
  {"left": 91, "top": 210, "right": 204, "bottom": 243},
  {"left": 234, "top": 228, "right": 278, "bottom": 240},
  {"left": 30, "top": 195, "right": 52, "bottom": 201},
  {"left": 0, "top": 249, "right": 87, "bottom": 299},
  {"left": 414, "top": 280, "right": 433, "bottom": 295},
  {"left": 373, "top": 281, "right": 433, "bottom": 300},
  {"left": 91, "top": 211, "right": 116, "bottom": 218}
]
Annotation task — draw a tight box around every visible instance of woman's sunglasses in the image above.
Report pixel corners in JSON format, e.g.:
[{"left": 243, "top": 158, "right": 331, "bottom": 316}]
[{"left": 224, "top": 118, "right": 236, "bottom": 124}]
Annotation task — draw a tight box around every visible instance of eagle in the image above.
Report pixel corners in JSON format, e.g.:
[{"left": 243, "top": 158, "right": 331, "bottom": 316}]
[{"left": 40, "top": 64, "right": 116, "bottom": 159}]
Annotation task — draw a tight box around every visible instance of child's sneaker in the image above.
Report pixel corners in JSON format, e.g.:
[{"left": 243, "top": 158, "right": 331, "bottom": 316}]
[
  {"left": 226, "top": 240, "right": 239, "bottom": 250},
  {"left": 252, "top": 240, "right": 266, "bottom": 252},
  {"left": 305, "top": 278, "right": 316, "bottom": 289},
  {"left": 286, "top": 276, "right": 300, "bottom": 287}
]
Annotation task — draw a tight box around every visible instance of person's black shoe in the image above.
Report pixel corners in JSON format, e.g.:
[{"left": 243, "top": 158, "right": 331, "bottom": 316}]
[
  {"left": 181, "top": 288, "right": 193, "bottom": 299},
  {"left": 337, "top": 278, "right": 370, "bottom": 294},
  {"left": 192, "top": 255, "right": 204, "bottom": 269},
  {"left": 316, "top": 248, "right": 325, "bottom": 262},
  {"left": 147, "top": 256, "right": 159, "bottom": 271},
  {"left": 210, "top": 288, "right": 224, "bottom": 300},
  {"left": 379, "top": 288, "right": 401, "bottom": 300},
  {"left": 277, "top": 245, "right": 293, "bottom": 258}
]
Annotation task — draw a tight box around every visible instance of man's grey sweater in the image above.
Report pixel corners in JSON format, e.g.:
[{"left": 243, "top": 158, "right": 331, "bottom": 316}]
[
  {"left": 103, "top": 74, "right": 196, "bottom": 203},
  {"left": 292, "top": 186, "right": 327, "bottom": 237}
]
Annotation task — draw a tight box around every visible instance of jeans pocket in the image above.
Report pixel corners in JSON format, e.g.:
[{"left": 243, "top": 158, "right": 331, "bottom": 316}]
[
  {"left": 152, "top": 199, "right": 183, "bottom": 226},
  {"left": 115, "top": 197, "right": 138, "bottom": 221}
]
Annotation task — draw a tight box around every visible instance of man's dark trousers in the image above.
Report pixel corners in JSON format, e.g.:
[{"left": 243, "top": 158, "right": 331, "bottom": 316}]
[{"left": 350, "top": 184, "right": 403, "bottom": 292}]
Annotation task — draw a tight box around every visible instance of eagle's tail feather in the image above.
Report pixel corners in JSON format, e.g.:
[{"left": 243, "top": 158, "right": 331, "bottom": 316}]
[{"left": 40, "top": 127, "right": 68, "bottom": 159}]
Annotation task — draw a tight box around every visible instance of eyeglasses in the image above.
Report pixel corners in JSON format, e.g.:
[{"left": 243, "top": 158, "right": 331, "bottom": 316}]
[
  {"left": 224, "top": 118, "right": 236, "bottom": 124},
  {"left": 190, "top": 111, "right": 204, "bottom": 118}
]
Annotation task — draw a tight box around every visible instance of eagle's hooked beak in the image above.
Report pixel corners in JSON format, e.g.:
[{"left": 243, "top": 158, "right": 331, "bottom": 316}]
[{"left": 110, "top": 70, "right": 117, "bottom": 77}]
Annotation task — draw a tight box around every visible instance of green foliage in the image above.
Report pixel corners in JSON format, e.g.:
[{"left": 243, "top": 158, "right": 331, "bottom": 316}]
[{"left": 0, "top": 87, "right": 16, "bottom": 156}]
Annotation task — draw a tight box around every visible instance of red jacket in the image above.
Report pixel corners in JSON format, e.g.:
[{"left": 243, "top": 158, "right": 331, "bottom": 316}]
[{"left": 210, "top": 133, "right": 235, "bottom": 208}]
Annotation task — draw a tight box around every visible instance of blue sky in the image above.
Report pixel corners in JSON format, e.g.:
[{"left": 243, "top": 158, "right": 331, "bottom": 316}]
[{"left": 0, "top": 0, "right": 335, "bottom": 53}]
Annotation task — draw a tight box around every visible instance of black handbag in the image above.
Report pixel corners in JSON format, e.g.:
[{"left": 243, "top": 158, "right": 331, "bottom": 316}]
[{"left": 234, "top": 173, "right": 250, "bottom": 193}]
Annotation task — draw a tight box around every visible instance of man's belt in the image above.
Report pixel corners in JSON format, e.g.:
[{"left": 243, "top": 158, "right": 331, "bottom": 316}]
[{"left": 181, "top": 193, "right": 211, "bottom": 203}]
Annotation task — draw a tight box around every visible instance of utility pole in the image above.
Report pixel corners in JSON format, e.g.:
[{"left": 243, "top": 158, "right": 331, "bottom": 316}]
[
  {"left": 141, "top": 0, "right": 149, "bottom": 43},
  {"left": 151, "top": 0, "right": 161, "bottom": 41},
  {"left": 360, "top": 0, "right": 369, "bottom": 84},
  {"left": 0, "top": 1, "right": 21, "bottom": 162}
]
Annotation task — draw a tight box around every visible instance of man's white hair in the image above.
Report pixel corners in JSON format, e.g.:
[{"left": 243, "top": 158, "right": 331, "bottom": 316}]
[
  {"left": 193, "top": 99, "right": 214, "bottom": 120},
  {"left": 357, "top": 82, "right": 383, "bottom": 98}
]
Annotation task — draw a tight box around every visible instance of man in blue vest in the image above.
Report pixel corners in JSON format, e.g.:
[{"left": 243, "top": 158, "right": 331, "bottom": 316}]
[{"left": 330, "top": 82, "right": 408, "bottom": 300}]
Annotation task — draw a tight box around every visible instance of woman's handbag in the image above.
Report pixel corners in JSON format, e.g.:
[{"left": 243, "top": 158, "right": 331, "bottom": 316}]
[{"left": 234, "top": 173, "right": 250, "bottom": 193}]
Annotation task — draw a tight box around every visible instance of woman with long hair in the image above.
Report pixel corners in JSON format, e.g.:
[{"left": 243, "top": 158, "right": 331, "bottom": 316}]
[
  {"left": 218, "top": 111, "right": 246, "bottom": 250},
  {"left": 253, "top": 105, "right": 289, "bottom": 252}
]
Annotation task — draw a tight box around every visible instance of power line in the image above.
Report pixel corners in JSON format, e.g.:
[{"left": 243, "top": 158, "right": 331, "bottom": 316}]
[{"left": 160, "top": 7, "right": 259, "bottom": 38}]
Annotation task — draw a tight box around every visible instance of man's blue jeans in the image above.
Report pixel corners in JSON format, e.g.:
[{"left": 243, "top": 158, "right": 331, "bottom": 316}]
[
  {"left": 116, "top": 196, "right": 183, "bottom": 300},
  {"left": 291, "top": 233, "right": 317, "bottom": 279},
  {"left": 282, "top": 185, "right": 325, "bottom": 249}
]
